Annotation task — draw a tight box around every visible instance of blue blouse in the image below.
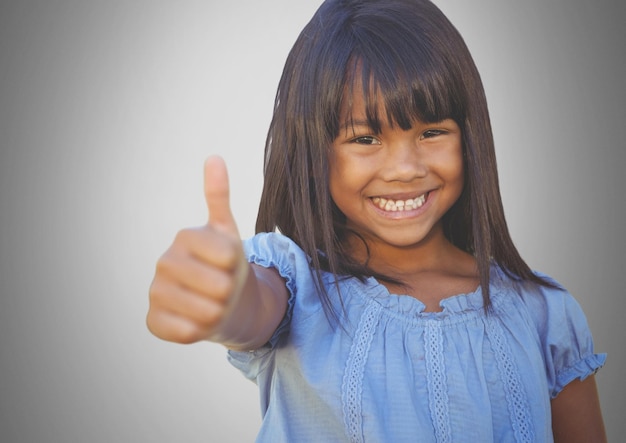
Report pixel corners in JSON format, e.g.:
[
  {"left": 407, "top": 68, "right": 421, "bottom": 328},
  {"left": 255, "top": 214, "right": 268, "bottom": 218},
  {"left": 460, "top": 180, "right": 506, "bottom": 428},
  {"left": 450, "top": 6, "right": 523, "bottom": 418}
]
[{"left": 228, "top": 233, "right": 606, "bottom": 442}]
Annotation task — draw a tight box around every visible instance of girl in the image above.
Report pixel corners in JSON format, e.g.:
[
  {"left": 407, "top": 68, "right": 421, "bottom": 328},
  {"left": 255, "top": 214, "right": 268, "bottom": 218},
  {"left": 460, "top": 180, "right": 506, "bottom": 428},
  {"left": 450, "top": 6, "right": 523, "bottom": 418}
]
[{"left": 147, "top": 0, "right": 606, "bottom": 441}]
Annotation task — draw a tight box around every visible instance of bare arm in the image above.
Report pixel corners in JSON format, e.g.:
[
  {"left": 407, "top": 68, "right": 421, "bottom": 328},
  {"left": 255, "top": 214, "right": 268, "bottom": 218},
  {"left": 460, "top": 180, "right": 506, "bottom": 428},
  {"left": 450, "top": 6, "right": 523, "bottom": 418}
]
[
  {"left": 210, "top": 263, "right": 288, "bottom": 351},
  {"left": 146, "top": 156, "right": 288, "bottom": 350},
  {"left": 551, "top": 375, "right": 606, "bottom": 443}
]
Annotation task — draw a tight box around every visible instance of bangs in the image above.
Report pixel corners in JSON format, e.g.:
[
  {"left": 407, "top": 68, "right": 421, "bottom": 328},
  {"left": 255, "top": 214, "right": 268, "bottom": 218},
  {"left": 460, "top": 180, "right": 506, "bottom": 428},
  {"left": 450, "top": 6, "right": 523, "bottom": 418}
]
[{"left": 337, "top": 15, "right": 466, "bottom": 135}]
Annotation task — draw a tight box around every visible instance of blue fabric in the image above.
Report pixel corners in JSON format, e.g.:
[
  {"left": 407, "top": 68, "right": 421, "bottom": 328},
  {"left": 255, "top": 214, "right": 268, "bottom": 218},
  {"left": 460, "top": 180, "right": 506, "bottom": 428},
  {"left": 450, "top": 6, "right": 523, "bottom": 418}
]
[{"left": 228, "top": 232, "right": 606, "bottom": 443}]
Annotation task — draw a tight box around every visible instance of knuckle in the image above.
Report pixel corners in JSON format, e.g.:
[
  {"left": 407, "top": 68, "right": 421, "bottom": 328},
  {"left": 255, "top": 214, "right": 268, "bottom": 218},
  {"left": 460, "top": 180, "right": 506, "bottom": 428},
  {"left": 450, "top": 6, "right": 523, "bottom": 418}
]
[
  {"left": 210, "top": 272, "right": 236, "bottom": 302},
  {"left": 155, "top": 247, "right": 186, "bottom": 277},
  {"left": 174, "top": 324, "right": 205, "bottom": 344},
  {"left": 225, "top": 250, "right": 241, "bottom": 270},
  {"left": 173, "top": 227, "right": 200, "bottom": 245},
  {"left": 148, "top": 279, "right": 167, "bottom": 304},
  {"left": 172, "top": 230, "right": 187, "bottom": 246},
  {"left": 221, "top": 238, "right": 243, "bottom": 270},
  {"left": 154, "top": 256, "right": 172, "bottom": 276},
  {"left": 147, "top": 311, "right": 211, "bottom": 345},
  {"left": 204, "top": 226, "right": 240, "bottom": 268}
]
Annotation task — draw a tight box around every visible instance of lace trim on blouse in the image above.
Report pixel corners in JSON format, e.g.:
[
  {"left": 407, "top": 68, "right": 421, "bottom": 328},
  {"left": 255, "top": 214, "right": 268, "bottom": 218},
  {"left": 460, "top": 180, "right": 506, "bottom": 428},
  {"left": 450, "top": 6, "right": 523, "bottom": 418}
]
[
  {"left": 342, "top": 302, "right": 382, "bottom": 443},
  {"left": 425, "top": 320, "right": 452, "bottom": 442},
  {"left": 340, "top": 299, "right": 538, "bottom": 443},
  {"left": 486, "top": 315, "right": 535, "bottom": 442}
]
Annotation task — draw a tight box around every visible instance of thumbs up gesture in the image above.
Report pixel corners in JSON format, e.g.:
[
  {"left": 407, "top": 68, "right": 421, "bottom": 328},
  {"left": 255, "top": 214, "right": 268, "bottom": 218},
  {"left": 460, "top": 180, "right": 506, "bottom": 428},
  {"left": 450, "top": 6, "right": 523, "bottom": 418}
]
[
  {"left": 147, "top": 156, "right": 250, "bottom": 344},
  {"left": 204, "top": 156, "right": 242, "bottom": 238}
]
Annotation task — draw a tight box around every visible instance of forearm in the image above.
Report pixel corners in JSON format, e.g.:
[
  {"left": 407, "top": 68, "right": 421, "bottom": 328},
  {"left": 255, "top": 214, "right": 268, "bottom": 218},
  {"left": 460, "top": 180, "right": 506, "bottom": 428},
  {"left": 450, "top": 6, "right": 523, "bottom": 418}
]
[{"left": 208, "top": 263, "right": 288, "bottom": 351}]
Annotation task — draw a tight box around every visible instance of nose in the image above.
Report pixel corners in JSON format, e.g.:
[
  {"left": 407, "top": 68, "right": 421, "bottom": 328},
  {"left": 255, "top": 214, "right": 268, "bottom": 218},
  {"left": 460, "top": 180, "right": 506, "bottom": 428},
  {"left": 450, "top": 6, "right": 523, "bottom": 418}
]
[{"left": 380, "top": 139, "right": 428, "bottom": 182}]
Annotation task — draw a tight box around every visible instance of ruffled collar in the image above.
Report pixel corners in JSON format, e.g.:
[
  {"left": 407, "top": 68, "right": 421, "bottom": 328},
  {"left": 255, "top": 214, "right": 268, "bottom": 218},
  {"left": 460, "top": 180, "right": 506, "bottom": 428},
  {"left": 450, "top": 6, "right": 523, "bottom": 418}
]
[{"left": 345, "top": 265, "right": 510, "bottom": 320}]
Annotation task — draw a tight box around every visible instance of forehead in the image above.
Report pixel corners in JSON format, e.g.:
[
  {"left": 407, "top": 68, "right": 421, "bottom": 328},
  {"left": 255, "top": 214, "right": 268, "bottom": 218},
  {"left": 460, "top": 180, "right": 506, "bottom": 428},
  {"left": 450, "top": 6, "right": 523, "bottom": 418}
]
[
  {"left": 338, "top": 67, "right": 411, "bottom": 132},
  {"left": 339, "top": 74, "right": 373, "bottom": 118}
]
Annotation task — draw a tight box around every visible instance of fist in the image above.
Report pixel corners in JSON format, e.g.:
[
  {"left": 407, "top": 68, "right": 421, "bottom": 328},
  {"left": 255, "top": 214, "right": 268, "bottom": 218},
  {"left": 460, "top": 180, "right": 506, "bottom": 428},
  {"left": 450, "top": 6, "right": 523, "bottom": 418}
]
[{"left": 147, "top": 156, "right": 249, "bottom": 344}]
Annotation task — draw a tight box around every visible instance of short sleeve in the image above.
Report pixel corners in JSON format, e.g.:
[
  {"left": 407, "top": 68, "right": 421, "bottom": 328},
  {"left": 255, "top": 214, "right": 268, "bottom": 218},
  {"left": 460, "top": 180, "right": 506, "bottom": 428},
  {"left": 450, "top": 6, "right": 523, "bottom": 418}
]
[
  {"left": 226, "top": 232, "right": 311, "bottom": 380},
  {"left": 520, "top": 275, "right": 606, "bottom": 398}
]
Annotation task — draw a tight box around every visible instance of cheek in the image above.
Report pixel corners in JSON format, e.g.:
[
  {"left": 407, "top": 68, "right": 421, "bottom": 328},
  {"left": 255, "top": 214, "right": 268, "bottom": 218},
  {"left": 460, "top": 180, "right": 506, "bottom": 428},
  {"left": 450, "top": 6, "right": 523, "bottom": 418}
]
[
  {"left": 440, "top": 147, "right": 465, "bottom": 195},
  {"left": 450, "top": 142, "right": 465, "bottom": 179},
  {"left": 328, "top": 152, "right": 360, "bottom": 193},
  {"left": 327, "top": 152, "right": 375, "bottom": 219},
  {"left": 328, "top": 154, "right": 349, "bottom": 207}
]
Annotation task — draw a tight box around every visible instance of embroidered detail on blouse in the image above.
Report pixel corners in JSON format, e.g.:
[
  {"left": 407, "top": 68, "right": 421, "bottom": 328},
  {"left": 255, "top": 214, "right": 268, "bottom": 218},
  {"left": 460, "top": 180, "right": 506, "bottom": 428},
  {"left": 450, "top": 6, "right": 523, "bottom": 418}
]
[
  {"left": 342, "top": 302, "right": 382, "bottom": 443},
  {"left": 425, "top": 320, "right": 452, "bottom": 443},
  {"left": 486, "top": 316, "right": 535, "bottom": 442}
]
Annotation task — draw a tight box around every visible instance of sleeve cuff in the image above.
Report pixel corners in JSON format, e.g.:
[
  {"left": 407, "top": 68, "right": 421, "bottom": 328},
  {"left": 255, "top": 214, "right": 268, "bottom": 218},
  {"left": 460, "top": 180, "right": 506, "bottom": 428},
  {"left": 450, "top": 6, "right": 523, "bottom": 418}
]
[{"left": 551, "top": 353, "right": 607, "bottom": 398}]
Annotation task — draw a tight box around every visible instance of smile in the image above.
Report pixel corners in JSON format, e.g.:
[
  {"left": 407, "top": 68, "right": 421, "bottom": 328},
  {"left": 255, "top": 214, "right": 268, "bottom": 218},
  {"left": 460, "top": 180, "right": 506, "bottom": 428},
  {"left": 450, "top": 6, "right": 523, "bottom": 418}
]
[{"left": 371, "top": 194, "right": 427, "bottom": 212}]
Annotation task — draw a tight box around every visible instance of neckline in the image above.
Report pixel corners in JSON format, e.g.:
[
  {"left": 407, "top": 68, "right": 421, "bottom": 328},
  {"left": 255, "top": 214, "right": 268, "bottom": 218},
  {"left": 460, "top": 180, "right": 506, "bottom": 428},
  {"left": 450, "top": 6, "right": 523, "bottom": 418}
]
[
  {"left": 347, "top": 265, "right": 507, "bottom": 318},
  {"left": 369, "top": 276, "right": 483, "bottom": 312}
]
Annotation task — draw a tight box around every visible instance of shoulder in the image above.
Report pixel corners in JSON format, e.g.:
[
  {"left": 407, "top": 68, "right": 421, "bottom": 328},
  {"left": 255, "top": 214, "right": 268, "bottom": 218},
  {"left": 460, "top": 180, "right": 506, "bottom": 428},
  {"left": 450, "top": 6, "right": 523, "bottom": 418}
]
[
  {"left": 502, "top": 270, "right": 586, "bottom": 334},
  {"left": 243, "top": 231, "right": 330, "bottom": 319},
  {"left": 243, "top": 232, "right": 312, "bottom": 279},
  {"left": 492, "top": 267, "right": 606, "bottom": 397},
  {"left": 243, "top": 231, "right": 315, "bottom": 299},
  {"left": 491, "top": 267, "right": 572, "bottom": 319}
]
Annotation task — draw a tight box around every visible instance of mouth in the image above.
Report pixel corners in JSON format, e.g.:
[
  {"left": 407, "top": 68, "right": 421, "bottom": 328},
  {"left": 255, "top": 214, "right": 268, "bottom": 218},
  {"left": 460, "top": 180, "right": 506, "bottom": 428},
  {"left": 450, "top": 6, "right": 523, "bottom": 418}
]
[{"left": 371, "top": 193, "right": 428, "bottom": 213}]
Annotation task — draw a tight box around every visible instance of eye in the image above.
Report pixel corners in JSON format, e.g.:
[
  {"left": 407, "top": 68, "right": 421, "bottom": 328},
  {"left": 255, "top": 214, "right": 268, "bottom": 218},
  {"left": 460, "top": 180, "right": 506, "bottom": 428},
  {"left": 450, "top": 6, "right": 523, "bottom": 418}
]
[
  {"left": 350, "top": 135, "right": 382, "bottom": 145},
  {"left": 420, "top": 129, "right": 447, "bottom": 139}
]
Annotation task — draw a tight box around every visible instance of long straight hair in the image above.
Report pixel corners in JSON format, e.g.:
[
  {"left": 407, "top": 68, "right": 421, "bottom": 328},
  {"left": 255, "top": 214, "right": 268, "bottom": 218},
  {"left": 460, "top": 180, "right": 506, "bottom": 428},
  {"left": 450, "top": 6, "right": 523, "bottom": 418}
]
[{"left": 255, "top": 0, "right": 555, "bottom": 317}]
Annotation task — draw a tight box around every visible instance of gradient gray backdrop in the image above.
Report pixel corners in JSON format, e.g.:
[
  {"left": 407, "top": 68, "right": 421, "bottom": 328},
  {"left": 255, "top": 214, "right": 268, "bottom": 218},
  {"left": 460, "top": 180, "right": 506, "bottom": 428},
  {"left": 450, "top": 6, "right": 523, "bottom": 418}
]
[{"left": 1, "top": 1, "right": 624, "bottom": 441}]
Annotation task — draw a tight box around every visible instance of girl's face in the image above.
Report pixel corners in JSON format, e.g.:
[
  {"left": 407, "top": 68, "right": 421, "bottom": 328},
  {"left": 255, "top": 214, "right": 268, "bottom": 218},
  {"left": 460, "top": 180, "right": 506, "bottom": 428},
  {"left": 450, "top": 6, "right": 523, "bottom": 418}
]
[{"left": 329, "top": 90, "right": 464, "bottom": 252}]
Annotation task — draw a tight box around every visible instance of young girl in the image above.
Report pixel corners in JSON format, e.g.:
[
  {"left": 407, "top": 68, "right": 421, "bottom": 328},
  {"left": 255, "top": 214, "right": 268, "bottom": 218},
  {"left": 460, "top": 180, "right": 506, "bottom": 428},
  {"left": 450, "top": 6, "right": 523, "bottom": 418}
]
[{"left": 147, "top": 0, "right": 606, "bottom": 441}]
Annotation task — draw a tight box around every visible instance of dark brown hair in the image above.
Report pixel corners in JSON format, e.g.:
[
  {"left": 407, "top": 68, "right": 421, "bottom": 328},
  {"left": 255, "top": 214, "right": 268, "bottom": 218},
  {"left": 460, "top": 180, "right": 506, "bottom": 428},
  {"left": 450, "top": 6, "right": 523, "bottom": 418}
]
[{"left": 255, "top": 0, "right": 555, "bottom": 317}]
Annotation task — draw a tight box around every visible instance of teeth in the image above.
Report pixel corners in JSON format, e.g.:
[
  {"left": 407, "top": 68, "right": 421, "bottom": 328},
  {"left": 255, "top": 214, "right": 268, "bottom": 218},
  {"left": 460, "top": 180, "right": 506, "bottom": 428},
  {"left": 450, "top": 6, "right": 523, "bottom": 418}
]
[{"left": 372, "top": 194, "right": 427, "bottom": 212}]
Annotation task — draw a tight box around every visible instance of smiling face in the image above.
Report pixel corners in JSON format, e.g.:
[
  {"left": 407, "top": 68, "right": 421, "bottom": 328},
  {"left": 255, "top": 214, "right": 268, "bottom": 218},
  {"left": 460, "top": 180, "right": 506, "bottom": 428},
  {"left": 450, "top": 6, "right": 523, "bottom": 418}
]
[{"left": 329, "top": 89, "right": 464, "bottom": 255}]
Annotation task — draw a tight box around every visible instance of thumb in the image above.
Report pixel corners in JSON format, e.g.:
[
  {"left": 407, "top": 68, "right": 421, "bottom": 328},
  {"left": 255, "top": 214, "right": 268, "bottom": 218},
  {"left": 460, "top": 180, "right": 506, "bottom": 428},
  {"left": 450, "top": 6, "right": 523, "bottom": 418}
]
[{"left": 204, "top": 155, "right": 239, "bottom": 235}]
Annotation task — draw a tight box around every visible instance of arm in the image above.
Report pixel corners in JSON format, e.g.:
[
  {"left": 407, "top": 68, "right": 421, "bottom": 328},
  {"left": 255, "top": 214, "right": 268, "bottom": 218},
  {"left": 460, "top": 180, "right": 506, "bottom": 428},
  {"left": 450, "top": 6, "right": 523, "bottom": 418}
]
[
  {"left": 209, "top": 262, "right": 288, "bottom": 351},
  {"left": 146, "top": 156, "right": 288, "bottom": 350},
  {"left": 551, "top": 375, "right": 606, "bottom": 443}
]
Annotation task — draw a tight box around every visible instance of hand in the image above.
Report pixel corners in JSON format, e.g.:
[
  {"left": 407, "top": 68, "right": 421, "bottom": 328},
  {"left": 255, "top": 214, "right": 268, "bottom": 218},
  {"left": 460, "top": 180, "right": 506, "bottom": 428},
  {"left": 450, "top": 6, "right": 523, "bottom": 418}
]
[{"left": 147, "top": 156, "right": 249, "bottom": 344}]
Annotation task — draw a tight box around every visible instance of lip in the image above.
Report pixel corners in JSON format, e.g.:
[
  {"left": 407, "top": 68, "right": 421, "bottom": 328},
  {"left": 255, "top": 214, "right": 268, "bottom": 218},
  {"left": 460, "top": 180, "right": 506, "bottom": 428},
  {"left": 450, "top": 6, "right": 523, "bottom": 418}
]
[
  {"left": 369, "top": 189, "right": 436, "bottom": 219},
  {"left": 372, "top": 190, "right": 430, "bottom": 201}
]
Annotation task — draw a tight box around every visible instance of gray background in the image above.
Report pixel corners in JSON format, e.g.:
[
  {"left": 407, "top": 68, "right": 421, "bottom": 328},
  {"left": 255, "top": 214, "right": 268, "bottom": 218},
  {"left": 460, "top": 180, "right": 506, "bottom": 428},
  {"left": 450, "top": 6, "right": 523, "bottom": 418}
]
[{"left": 0, "top": 0, "right": 624, "bottom": 441}]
